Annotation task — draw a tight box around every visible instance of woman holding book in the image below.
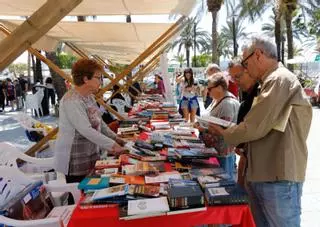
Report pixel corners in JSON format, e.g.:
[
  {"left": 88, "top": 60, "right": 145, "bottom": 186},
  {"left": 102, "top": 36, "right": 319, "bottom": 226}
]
[
  {"left": 177, "top": 68, "right": 200, "bottom": 123},
  {"left": 195, "top": 73, "right": 239, "bottom": 178},
  {"left": 54, "top": 59, "right": 126, "bottom": 184}
]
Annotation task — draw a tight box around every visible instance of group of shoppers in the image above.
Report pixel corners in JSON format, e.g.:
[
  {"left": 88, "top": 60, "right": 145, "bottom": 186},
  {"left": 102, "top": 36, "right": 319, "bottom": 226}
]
[{"left": 53, "top": 38, "right": 311, "bottom": 227}]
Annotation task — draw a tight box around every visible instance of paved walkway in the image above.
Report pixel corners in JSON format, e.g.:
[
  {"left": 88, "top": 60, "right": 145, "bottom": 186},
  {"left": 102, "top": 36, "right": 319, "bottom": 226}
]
[{"left": 0, "top": 106, "right": 319, "bottom": 226}]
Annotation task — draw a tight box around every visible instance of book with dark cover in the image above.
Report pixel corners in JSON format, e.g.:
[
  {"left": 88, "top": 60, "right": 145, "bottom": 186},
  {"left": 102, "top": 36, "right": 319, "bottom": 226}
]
[
  {"left": 197, "top": 176, "right": 235, "bottom": 189},
  {"left": 0, "top": 181, "right": 53, "bottom": 220},
  {"left": 175, "top": 149, "right": 215, "bottom": 160},
  {"left": 189, "top": 168, "right": 228, "bottom": 179},
  {"left": 167, "top": 179, "right": 204, "bottom": 209},
  {"left": 205, "top": 185, "right": 249, "bottom": 205},
  {"left": 128, "top": 185, "right": 160, "bottom": 197},
  {"left": 78, "top": 177, "right": 109, "bottom": 191}
]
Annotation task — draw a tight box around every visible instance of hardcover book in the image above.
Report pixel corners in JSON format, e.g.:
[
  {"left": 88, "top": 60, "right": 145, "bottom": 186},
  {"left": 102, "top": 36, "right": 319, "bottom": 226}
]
[
  {"left": 145, "top": 171, "right": 182, "bottom": 184},
  {"left": 128, "top": 185, "right": 160, "bottom": 197},
  {"left": 205, "top": 185, "right": 249, "bottom": 205},
  {"left": 167, "top": 179, "right": 204, "bottom": 209},
  {"left": 127, "top": 197, "right": 169, "bottom": 216}
]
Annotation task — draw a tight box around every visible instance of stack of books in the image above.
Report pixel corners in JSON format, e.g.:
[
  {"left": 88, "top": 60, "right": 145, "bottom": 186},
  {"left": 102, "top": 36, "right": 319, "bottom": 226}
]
[
  {"left": 121, "top": 162, "right": 159, "bottom": 176},
  {"left": 167, "top": 179, "right": 204, "bottom": 210},
  {"left": 197, "top": 176, "right": 235, "bottom": 189},
  {"left": 95, "top": 159, "right": 120, "bottom": 169},
  {"left": 175, "top": 148, "right": 216, "bottom": 160},
  {"left": 117, "top": 126, "right": 140, "bottom": 137}
]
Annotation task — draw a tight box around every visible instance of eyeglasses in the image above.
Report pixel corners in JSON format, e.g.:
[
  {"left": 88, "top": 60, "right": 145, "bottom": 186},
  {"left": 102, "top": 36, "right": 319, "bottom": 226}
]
[
  {"left": 93, "top": 75, "right": 103, "bottom": 82},
  {"left": 241, "top": 51, "right": 255, "bottom": 68},
  {"left": 233, "top": 72, "right": 244, "bottom": 80}
]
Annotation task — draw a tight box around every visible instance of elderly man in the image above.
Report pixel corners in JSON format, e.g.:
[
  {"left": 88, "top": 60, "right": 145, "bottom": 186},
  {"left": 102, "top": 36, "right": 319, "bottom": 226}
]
[
  {"left": 204, "top": 63, "right": 221, "bottom": 108},
  {"left": 228, "top": 57, "right": 259, "bottom": 186},
  {"left": 210, "top": 38, "right": 312, "bottom": 227}
]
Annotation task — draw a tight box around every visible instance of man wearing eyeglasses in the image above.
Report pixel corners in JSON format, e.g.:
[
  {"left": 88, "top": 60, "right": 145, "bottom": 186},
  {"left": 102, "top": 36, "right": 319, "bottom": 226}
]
[{"left": 210, "top": 38, "right": 312, "bottom": 227}]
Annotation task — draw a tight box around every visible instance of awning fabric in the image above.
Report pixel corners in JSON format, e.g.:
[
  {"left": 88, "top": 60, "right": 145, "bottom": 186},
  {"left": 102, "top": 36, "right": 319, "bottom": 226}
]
[
  {"left": 0, "top": 20, "right": 173, "bottom": 64},
  {"left": 0, "top": 0, "right": 196, "bottom": 16}
]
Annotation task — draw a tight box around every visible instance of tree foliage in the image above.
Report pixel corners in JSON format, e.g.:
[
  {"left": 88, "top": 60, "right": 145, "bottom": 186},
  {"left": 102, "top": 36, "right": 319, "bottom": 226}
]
[
  {"left": 8, "top": 63, "right": 28, "bottom": 76},
  {"left": 57, "top": 53, "right": 77, "bottom": 69}
]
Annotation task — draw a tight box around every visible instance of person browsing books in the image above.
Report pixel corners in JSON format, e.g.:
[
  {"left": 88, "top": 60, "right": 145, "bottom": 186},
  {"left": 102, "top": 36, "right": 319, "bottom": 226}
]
[
  {"left": 209, "top": 37, "right": 312, "bottom": 227},
  {"left": 54, "top": 59, "right": 126, "bottom": 184},
  {"left": 178, "top": 68, "right": 200, "bottom": 123},
  {"left": 194, "top": 72, "right": 239, "bottom": 179},
  {"left": 228, "top": 57, "right": 259, "bottom": 187}
]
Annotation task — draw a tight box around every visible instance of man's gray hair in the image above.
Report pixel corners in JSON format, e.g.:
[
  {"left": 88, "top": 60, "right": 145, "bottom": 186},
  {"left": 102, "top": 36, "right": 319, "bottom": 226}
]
[
  {"left": 249, "top": 37, "right": 278, "bottom": 60},
  {"left": 228, "top": 56, "right": 243, "bottom": 69}
]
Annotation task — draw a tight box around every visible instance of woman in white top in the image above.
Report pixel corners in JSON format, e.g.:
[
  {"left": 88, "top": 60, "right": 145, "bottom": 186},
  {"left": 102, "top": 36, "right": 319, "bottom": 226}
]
[
  {"left": 54, "top": 59, "right": 125, "bottom": 184},
  {"left": 177, "top": 68, "right": 200, "bottom": 123}
]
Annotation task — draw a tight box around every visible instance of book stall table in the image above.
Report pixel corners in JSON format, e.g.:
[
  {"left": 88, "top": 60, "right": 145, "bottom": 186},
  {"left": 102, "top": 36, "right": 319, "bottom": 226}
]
[
  {"left": 68, "top": 95, "right": 256, "bottom": 227},
  {"left": 68, "top": 203, "right": 255, "bottom": 227}
]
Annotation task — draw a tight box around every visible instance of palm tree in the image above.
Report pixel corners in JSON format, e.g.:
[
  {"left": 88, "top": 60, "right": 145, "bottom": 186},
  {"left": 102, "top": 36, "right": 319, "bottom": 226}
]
[
  {"left": 172, "top": 54, "right": 186, "bottom": 68},
  {"left": 206, "top": 0, "right": 224, "bottom": 63},
  {"left": 171, "top": 17, "right": 210, "bottom": 67},
  {"left": 201, "top": 34, "right": 232, "bottom": 61}
]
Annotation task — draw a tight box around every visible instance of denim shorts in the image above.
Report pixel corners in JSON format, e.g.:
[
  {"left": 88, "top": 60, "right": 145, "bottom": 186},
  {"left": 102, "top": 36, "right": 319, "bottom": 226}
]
[
  {"left": 180, "top": 98, "right": 199, "bottom": 110},
  {"left": 247, "top": 181, "right": 303, "bottom": 227}
]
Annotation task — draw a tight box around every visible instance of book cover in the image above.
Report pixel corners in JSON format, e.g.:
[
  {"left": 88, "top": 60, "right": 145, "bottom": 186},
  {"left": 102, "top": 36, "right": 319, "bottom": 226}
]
[
  {"left": 205, "top": 185, "right": 249, "bottom": 205},
  {"left": 91, "top": 184, "right": 129, "bottom": 201},
  {"left": 128, "top": 185, "right": 160, "bottom": 197},
  {"left": 127, "top": 197, "right": 169, "bottom": 216},
  {"left": 95, "top": 159, "right": 120, "bottom": 169},
  {"left": 145, "top": 171, "right": 182, "bottom": 184},
  {"left": 119, "top": 204, "right": 167, "bottom": 220},
  {"left": 167, "top": 179, "right": 204, "bottom": 208},
  {"left": 197, "top": 176, "right": 235, "bottom": 189},
  {"left": 78, "top": 177, "right": 109, "bottom": 191},
  {"left": 79, "top": 193, "right": 119, "bottom": 209}
]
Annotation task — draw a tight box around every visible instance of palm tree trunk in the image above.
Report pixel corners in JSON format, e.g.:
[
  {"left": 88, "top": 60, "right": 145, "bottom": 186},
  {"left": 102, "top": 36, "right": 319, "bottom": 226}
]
[
  {"left": 193, "top": 23, "right": 197, "bottom": 67},
  {"left": 35, "top": 51, "right": 43, "bottom": 83},
  {"left": 211, "top": 10, "right": 219, "bottom": 63},
  {"left": 285, "top": 10, "right": 294, "bottom": 71},
  {"left": 45, "top": 51, "right": 67, "bottom": 101},
  {"left": 274, "top": 1, "right": 282, "bottom": 62},
  {"left": 186, "top": 48, "right": 190, "bottom": 67},
  {"left": 232, "top": 17, "right": 237, "bottom": 57},
  {"left": 281, "top": 36, "right": 285, "bottom": 63}
]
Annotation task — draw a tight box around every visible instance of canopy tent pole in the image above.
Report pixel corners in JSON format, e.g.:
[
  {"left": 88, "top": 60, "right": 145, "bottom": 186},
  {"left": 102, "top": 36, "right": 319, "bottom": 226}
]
[
  {"left": 0, "top": 24, "right": 126, "bottom": 157},
  {"left": 0, "top": 0, "right": 83, "bottom": 71},
  {"left": 63, "top": 42, "right": 139, "bottom": 99},
  {"left": 0, "top": 24, "right": 125, "bottom": 119},
  {"left": 96, "top": 16, "right": 186, "bottom": 98},
  {"left": 64, "top": 42, "right": 115, "bottom": 81},
  {"left": 106, "top": 46, "right": 168, "bottom": 102},
  {"left": 107, "top": 57, "right": 161, "bottom": 102}
]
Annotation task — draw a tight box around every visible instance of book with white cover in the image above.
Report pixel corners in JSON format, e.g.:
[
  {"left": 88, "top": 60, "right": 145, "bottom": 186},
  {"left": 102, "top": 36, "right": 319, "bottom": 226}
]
[
  {"left": 196, "top": 116, "right": 235, "bottom": 128},
  {"left": 47, "top": 205, "right": 76, "bottom": 227},
  {"left": 127, "top": 197, "right": 169, "bottom": 216}
]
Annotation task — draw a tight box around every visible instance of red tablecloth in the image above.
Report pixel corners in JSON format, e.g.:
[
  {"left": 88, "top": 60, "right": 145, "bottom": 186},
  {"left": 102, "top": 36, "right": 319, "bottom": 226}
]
[{"left": 68, "top": 204, "right": 255, "bottom": 227}]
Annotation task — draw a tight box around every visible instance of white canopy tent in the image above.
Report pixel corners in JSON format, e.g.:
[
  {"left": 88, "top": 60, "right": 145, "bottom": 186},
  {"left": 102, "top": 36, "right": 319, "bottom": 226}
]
[
  {"left": 0, "top": 0, "right": 196, "bottom": 16},
  {"left": 0, "top": 20, "right": 174, "bottom": 64}
]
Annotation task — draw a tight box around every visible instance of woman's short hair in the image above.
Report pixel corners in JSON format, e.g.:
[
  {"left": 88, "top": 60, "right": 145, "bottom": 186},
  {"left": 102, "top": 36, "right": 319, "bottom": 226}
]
[
  {"left": 72, "top": 59, "right": 103, "bottom": 86},
  {"left": 208, "top": 72, "right": 228, "bottom": 91}
]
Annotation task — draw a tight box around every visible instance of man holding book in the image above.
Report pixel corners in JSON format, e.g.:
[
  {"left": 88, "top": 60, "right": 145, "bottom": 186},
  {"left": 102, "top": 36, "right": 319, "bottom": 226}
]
[{"left": 209, "top": 37, "right": 312, "bottom": 227}]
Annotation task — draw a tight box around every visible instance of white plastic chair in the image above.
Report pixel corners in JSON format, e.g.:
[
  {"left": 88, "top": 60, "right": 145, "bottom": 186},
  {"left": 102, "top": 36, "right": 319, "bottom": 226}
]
[
  {"left": 0, "top": 142, "right": 67, "bottom": 206},
  {"left": 25, "top": 89, "right": 44, "bottom": 117},
  {"left": 0, "top": 166, "right": 80, "bottom": 227},
  {"left": 13, "top": 113, "right": 48, "bottom": 135}
]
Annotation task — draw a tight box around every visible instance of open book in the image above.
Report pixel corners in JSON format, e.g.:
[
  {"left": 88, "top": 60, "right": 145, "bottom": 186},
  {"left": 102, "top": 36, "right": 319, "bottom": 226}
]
[{"left": 196, "top": 116, "right": 235, "bottom": 128}]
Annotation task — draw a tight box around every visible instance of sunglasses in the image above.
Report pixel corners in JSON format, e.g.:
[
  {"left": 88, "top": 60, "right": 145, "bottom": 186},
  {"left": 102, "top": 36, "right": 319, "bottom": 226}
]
[{"left": 241, "top": 51, "right": 255, "bottom": 68}]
